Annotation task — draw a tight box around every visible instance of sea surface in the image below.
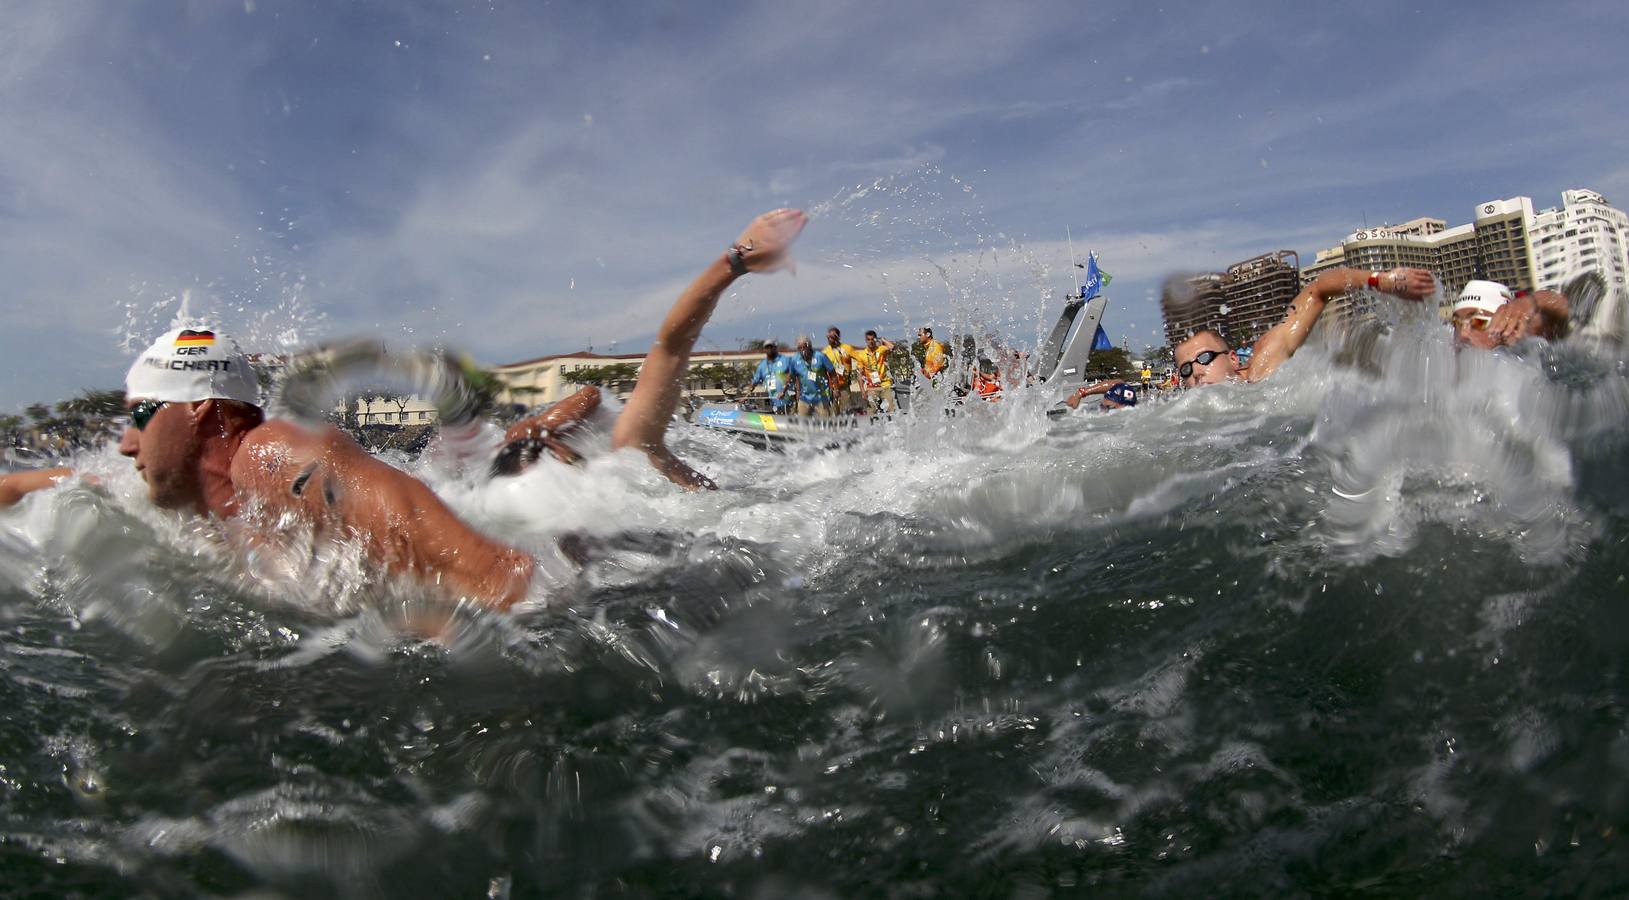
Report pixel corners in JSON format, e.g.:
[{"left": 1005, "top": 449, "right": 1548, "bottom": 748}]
[{"left": 4, "top": 320, "right": 1629, "bottom": 897}]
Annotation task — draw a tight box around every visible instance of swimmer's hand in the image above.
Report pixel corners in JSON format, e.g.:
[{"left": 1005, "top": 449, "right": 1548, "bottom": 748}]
[
  {"left": 1486, "top": 294, "right": 1547, "bottom": 345},
  {"left": 648, "top": 446, "right": 718, "bottom": 491},
  {"left": 732, "top": 208, "right": 807, "bottom": 275},
  {"left": 1382, "top": 267, "right": 1435, "bottom": 301}
]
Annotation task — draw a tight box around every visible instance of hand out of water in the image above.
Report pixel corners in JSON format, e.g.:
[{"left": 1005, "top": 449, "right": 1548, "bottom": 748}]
[
  {"left": 1487, "top": 295, "right": 1540, "bottom": 346},
  {"left": 1387, "top": 267, "right": 1436, "bottom": 301},
  {"left": 734, "top": 208, "right": 807, "bottom": 275}
]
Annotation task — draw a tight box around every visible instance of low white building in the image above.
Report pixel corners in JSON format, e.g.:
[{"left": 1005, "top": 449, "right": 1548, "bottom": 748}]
[
  {"left": 352, "top": 395, "right": 439, "bottom": 426},
  {"left": 490, "top": 348, "right": 773, "bottom": 409}
]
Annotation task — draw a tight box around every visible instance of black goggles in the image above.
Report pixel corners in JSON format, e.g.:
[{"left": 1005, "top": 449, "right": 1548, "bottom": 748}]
[
  {"left": 1177, "top": 350, "right": 1225, "bottom": 379},
  {"left": 128, "top": 399, "right": 169, "bottom": 431}
]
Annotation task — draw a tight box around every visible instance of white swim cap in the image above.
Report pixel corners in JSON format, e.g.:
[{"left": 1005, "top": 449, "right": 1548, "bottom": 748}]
[
  {"left": 124, "top": 325, "right": 261, "bottom": 405},
  {"left": 1452, "top": 280, "right": 1512, "bottom": 315}
]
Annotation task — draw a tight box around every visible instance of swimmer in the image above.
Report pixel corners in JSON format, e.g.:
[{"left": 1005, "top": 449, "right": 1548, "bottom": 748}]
[
  {"left": 1174, "top": 266, "right": 1435, "bottom": 387},
  {"left": 1062, "top": 380, "right": 1138, "bottom": 411},
  {"left": 1450, "top": 279, "right": 1570, "bottom": 349},
  {"left": 0, "top": 208, "right": 809, "bottom": 610}
]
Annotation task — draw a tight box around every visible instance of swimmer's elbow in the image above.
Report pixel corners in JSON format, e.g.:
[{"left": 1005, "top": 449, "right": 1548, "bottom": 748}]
[{"left": 479, "top": 548, "right": 535, "bottom": 611}]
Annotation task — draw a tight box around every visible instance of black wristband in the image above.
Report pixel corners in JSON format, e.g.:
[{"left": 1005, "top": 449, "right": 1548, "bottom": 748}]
[{"left": 726, "top": 245, "right": 749, "bottom": 276}]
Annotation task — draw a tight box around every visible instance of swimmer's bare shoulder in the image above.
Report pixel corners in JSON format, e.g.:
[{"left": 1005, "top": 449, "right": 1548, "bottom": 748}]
[{"left": 231, "top": 419, "right": 533, "bottom": 609}]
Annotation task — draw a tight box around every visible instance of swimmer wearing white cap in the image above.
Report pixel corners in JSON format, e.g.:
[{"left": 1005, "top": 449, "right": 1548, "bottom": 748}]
[
  {"left": 0, "top": 209, "right": 809, "bottom": 611},
  {"left": 1450, "top": 279, "right": 1570, "bottom": 349}
]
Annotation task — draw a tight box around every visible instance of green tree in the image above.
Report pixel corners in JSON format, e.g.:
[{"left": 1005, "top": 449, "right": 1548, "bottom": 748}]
[
  {"left": 1085, "top": 346, "right": 1133, "bottom": 381},
  {"left": 564, "top": 363, "right": 641, "bottom": 389},
  {"left": 57, "top": 389, "right": 126, "bottom": 418},
  {"left": 706, "top": 362, "right": 757, "bottom": 399},
  {"left": 25, "top": 403, "right": 51, "bottom": 424},
  {"left": 886, "top": 340, "right": 916, "bottom": 386}
]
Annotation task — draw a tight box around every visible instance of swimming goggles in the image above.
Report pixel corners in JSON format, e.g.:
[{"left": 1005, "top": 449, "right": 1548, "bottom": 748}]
[
  {"left": 128, "top": 399, "right": 170, "bottom": 431},
  {"left": 1456, "top": 314, "right": 1493, "bottom": 332},
  {"left": 1177, "top": 350, "right": 1225, "bottom": 379}
]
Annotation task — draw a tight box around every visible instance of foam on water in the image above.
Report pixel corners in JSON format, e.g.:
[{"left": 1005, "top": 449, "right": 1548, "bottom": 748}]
[{"left": 8, "top": 199, "right": 1629, "bottom": 891}]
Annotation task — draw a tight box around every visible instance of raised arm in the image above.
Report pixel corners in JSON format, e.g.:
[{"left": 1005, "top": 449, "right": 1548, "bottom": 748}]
[
  {"left": 611, "top": 208, "right": 807, "bottom": 489},
  {"left": 0, "top": 467, "right": 75, "bottom": 509},
  {"left": 1248, "top": 266, "right": 1433, "bottom": 382}
]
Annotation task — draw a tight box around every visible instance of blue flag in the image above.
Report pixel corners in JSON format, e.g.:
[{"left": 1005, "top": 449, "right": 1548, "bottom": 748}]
[
  {"left": 1080, "top": 251, "right": 1103, "bottom": 301},
  {"left": 1092, "top": 325, "right": 1113, "bottom": 351}
]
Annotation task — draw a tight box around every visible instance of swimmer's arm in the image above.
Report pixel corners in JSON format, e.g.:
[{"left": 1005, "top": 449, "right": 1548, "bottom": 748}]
[
  {"left": 502, "top": 385, "right": 600, "bottom": 464},
  {"left": 0, "top": 467, "right": 76, "bottom": 509},
  {"left": 612, "top": 208, "right": 806, "bottom": 489},
  {"left": 1249, "top": 267, "right": 1432, "bottom": 382},
  {"left": 237, "top": 426, "right": 534, "bottom": 609},
  {"left": 1062, "top": 381, "right": 1115, "bottom": 410},
  {"left": 1532, "top": 290, "right": 1570, "bottom": 340}
]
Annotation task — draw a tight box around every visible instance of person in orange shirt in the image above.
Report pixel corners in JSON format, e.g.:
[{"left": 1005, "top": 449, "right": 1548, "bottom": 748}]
[
  {"left": 851, "top": 330, "right": 897, "bottom": 413},
  {"left": 822, "top": 327, "right": 861, "bottom": 414},
  {"left": 918, "top": 326, "right": 950, "bottom": 381}
]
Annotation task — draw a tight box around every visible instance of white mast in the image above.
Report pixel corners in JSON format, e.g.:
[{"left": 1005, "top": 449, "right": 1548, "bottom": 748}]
[{"left": 1065, "top": 226, "right": 1080, "bottom": 299}]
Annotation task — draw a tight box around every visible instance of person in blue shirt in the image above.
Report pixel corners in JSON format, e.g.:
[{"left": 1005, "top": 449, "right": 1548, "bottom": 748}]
[
  {"left": 750, "top": 340, "right": 797, "bottom": 413},
  {"left": 788, "top": 335, "right": 837, "bottom": 417}
]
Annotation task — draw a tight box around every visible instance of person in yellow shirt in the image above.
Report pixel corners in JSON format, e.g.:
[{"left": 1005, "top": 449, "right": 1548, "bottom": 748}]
[
  {"left": 852, "top": 329, "right": 896, "bottom": 413},
  {"left": 822, "top": 327, "right": 861, "bottom": 414},
  {"left": 918, "top": 326, "right": 950, "bottom": 381}
]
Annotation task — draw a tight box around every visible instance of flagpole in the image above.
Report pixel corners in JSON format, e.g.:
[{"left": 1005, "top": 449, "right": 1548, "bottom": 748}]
[{"left": 1066, "top": 226, "right": 1080, "bottom": 300}]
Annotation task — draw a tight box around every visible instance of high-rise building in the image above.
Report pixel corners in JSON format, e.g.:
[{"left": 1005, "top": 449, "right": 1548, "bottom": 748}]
[
  {"left": 1222, "top": 251, "right": 1301, "bottom": 348},
  {"left": 1305, "top": 197, "right": 1539, "bottom": 322},
  {"left": 1531, "top": 189, "right": 1629, "bottom": 340},
  {"left": 1472, "top": 197, "right": 1540, "bottom": 294},
  {"left": 1532, "top": 189, "right": 1629, "bottom": 291},
  {"left": 1432, "top": 224, "right": 1480, "bottom": 296},
  {"left": 1161, "top": 273, "right": 1228, "bottom": 347},
  {"left": 1161, "top": 253, "right": 1301, "bottom": 348}
]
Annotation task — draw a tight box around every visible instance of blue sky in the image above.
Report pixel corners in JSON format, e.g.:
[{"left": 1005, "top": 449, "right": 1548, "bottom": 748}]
[{"left": 2, "top": 0, "right": 1626, "bottom": 410}]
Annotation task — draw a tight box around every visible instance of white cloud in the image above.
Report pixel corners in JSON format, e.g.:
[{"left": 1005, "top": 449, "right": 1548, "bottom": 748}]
[{"left": 2, "top": 0, "right": 1626, "bottom": 410}]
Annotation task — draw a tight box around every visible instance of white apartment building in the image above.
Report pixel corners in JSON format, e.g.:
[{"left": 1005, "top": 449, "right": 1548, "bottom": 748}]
[
  {"left": 1533, "top": 189, "right": 1629, "bottom": 290},
  {"left": 1531, "top": 189, "right": 1628, "bottom": 340}
]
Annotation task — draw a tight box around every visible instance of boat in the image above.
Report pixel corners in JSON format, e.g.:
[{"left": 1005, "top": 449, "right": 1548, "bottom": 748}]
[
  {"left": 694, "top": 293, "right": 1109, "bottom": 445},
  {"left": 692, "top": 401, "right": 893, "bottom": 449}
]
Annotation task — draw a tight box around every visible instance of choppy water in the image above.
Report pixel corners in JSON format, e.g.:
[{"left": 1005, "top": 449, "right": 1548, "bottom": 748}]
[{"left": 5, "top": 319, "right": 1629, "bottom": 897}]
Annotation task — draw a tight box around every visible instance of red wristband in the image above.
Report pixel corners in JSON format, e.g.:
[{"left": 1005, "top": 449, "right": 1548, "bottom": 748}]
[{"left": 1367, "top": 272, "right": 1381, "bottom": 289}]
